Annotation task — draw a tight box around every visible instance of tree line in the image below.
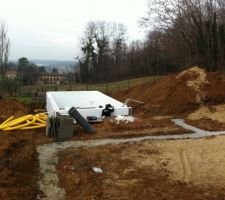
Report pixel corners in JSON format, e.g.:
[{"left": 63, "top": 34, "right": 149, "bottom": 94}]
[
  {"left": 0, "top": 0, "right": 224, "bottom": 86},
  {"left": 140, "top": 0, "right": 225, "bottom": 72},
  {"left": 79, "top": 0, "right": 225, "bottom": 82},
  {"left": 0, "top": 55, "right": 47, "bottom": 96}
]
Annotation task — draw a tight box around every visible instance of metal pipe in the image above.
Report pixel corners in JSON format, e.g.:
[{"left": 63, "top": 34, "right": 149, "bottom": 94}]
[{"left": 122, "top": 98, "right": 144, "bottom": 107}]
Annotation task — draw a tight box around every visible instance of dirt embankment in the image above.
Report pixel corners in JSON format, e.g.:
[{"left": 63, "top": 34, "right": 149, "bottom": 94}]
[
  {"left": 0, "top": 99, "right": 28, "bottom": 119},
  {"left": 114, "top": 67, "right": 225, "bottom": 115}
]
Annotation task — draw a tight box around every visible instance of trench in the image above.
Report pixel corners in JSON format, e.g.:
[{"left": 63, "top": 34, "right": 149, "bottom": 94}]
[{"left": 37, "top": 119, "right": 225, "bottom": 200}]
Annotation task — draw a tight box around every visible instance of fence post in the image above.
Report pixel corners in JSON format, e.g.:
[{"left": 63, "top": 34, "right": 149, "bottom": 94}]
[
  {"left": 105, "top": 82, "right": 108, "bottom": 94},
  {"left": 29, "top": 86, "right": 32, "bottom": 96},
  {"left": 128, "top": 79, "right": 131, "bottom": 89}
]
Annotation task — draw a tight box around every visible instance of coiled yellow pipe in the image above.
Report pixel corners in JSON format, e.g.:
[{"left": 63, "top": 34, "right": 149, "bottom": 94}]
[
  {"left": 0, "top": 115, "right": 33, "bottom": 129},
  {"left": 0, "top": 113, "right": 48, "bottom": 131},
  {"left": 0, "top": 116, "right": 14, "bottom": 127}
]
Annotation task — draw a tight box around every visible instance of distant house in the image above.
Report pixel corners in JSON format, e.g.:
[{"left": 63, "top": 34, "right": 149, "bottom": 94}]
[
  {"left": 5, "top": 69, "right": 17, "bottom": 78},
  {"left": 39, "top": 73, "right": 64, "bottom": 85}
]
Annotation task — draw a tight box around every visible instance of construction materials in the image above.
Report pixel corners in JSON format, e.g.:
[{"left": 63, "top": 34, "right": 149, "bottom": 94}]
[
  {"left": 0, "top": 114, "right": 47, "bottom": 131},
  {"left": 46, "top": 91, "right": 131, "bottom": 120},
  {"left": 68, "top": 107, "right": 95, "bottom": 133},
  {"left": 46, "top": 106, "right": 95, "bottom": 140},
  {"left": 115, "top": 115, "right": 136, "bottom": 124},
  {"left": 87, "top": 116, "right": 103, "bottom": 123},
  {"left": 122, "top": 98, "right": 144, "bottom": 107},
  {"left": 102, "top": 104, "right": 115, "bottom": 117},
  {"left": 0, "top": 91, "right": 132, "bottom": 135},
  {"left": 46, "top": 115, "right": 74, "bottom": 141}
]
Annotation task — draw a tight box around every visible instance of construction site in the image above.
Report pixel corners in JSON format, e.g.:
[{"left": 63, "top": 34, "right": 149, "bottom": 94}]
[{"left": 1, "top": 66, "right": 225, "bottom": 200}]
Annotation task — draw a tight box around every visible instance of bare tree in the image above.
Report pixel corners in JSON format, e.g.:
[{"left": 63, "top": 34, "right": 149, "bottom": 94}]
[
  {"left": 79, "top": 20, "right": 114, "bottom": 82},
  {"left": 94, "top": 21, "right": 112, "bottom": 80},
  {"left": 140, "top": 0, "right": 225, "bottom": 71},
  {"left": 111, "top": 23, "right": 127, "bottom": 73},
  {"left": 79, "top": 21, "right": 97, "bottom": 82},
  {"left": 0, "top": 22, "right": 10, "bottom": 82}
]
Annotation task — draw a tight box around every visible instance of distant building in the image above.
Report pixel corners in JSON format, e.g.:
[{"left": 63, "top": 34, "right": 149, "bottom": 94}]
[
  {"left": 5, "top": 69, "right": 17, "bottom": 78},
  {"left": 39, "top": 73, "right": 64, "bottom": 85}
]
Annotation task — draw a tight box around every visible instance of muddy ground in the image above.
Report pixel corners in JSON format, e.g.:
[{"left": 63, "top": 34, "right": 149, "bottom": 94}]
[
  {"left": 73, "top": 115, "right": 191, "bottom": 140},
  {"left": 186, "top": 118, "right": 225, "bottom": 131},
  {"left": 0, "top": 130, "right": 52, "bottom": 200},
  {"left": 1, "top": 105, "right": 225, "bottom": 200},
  {"left": 57, "top": 137, "right": 225, "bottom": 200},
  {"left": 185, "top": 104, "right": 225, "bottom": 131},
  {"left": 0, "top": 114, "right": 190, "bottom": 200},
  {"left": 1, "top": 67, "right": 225, "bottom": 199}
]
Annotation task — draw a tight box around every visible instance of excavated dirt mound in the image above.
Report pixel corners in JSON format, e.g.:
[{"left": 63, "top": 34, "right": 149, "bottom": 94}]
[
  {"left": 114, "top": 67, "right": 225, "bottom": 114},
  {"left": 0, "top": 99, "right": 28, "bottom": 119}
]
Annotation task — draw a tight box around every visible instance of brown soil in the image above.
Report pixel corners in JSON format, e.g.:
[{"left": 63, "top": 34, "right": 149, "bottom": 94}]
[
  {"left": 186, "top": 104, "right": 225, "bottom": 131},
  {"left": 186, "top": 119, "right": 225, "bottom": 131},
  {"left": 0, "top": 99, "right": 188, "bottom": 200},
  {"left": 72, "top": 115, "right": 191, "bottom": 140},
  {"left": 57, "top": 137, "right": 225, "bottom": 200},
  {"left": 1, "top": 66, "right": 225, "bottom": 199},
  {"left": 0, "top": 115, "right": 52, "bottom": 200},
  {"left": 0, "top": 100, "right": 50, "bottom": 199},
  {"left": 114, "top": 67, "right": 225, "bottom": 115},
  {"left": 0, "top": 99, "right": 28, "bottom": 119}
]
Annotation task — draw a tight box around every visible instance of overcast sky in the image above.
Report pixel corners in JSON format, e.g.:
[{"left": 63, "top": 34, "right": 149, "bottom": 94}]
[{"left": 0, "top": 0, "right": 148, "bottom": 61}]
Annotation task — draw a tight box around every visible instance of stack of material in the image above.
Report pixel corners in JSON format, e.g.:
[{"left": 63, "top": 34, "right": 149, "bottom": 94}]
[{"left": 0, "top": 114, "right": 47, "bottom": 131}]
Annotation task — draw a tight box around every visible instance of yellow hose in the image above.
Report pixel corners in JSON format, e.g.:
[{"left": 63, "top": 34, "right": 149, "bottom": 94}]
[
  {"left": 20, "top": 124, "right": 46, "bottom": 130},
  {"left": 26, "top": 120, "right": 43, "bottom": 126},
  {"left": 3, "top": 117, "right": 36, "bottom": 131},
  {"left": 0, "top": 116, "right": 14, "bottom": 127},
  {"left": 36, "top": 114, "right": 48, "bottom": 120},
  {"left": 35, "top": 117, "right": 46, "bottom": 124},
  {"left": 0, "top": 113, "right": 48, "bottom": 131},
  {"left": 1, "top": 115, "right": 33, "bottom": 129}
]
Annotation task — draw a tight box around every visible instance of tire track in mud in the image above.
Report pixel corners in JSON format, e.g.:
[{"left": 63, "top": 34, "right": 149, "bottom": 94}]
[{"left": 179, "top": 150, "right": 192, "bottom": 183}]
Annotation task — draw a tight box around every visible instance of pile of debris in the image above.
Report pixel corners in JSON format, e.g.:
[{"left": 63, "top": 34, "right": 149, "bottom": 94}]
[
  {"left": 176, "top": 66, "right": 209, "bottom": 103},
  {"left": 114, "top": 66, "right": 225, "bottom": 114}
]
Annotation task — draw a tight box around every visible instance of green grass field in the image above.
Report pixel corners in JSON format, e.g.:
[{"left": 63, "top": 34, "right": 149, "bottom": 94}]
[
  {"left": 6, "top": 75, "right": 162, "bottom": 105},
  {"left": 21, "top": 75, "right": 162, "bottom": 96}
]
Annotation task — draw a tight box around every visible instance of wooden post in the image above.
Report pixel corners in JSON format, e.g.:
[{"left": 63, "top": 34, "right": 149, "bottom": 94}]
[{"left": 105, "top": 81, "right": 109, "bottom": 94}]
